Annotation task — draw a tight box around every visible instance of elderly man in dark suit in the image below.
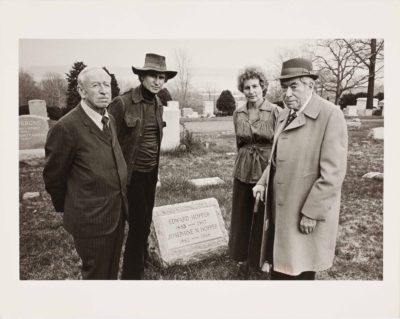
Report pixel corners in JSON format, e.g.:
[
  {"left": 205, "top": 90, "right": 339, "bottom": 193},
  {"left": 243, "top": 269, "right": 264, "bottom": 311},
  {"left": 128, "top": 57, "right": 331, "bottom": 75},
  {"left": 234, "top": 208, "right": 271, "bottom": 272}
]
[
  {"left": 253, "top": 58, "right": 348, "bottom": 280},
  {"left": 43, "top": 66, "right": 128, "bottom": 280}
]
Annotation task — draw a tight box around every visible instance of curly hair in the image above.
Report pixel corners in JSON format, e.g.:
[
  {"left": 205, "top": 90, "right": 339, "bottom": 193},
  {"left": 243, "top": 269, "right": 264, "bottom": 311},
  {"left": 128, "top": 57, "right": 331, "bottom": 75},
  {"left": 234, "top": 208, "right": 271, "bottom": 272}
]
[{"left": 237, "top": 66, "right": 268, "bottom": 96}]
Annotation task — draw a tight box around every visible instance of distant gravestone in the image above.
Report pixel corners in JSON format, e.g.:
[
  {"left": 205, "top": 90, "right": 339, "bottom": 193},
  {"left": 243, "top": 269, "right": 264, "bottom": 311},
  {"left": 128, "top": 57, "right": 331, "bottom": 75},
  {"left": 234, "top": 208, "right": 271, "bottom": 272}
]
[
  {"left": 356, "top": 97, "right": 378, "bottom": 109},
  {"left": 189, "top": 177, "right": 225, "bottom": 188},
  {"left": 347, "top": 105, "right": 358, "bottom": 116},
  {"left": 19, "top": 115, "right": 49, "bottom": 150},
  {"left": 203, "top": 101, "right": 215, "bottom": 117},
  {"left": 182, "top": 108, "right": 193, "bottom": 117},
  {"left": 149, "top": 198, "right": 228, "bottom": 267},
  {"left": 161, "top": 101, "right": 180, "bottom": 151},
  {"left": 28, "top": 99, "right": 47, "bottom": 118},
  {"left": 167, "top": 101, "right": 179, "bottom": 109},
  {"left": 368, "top": 127, "right": 384, "bottom": 140}
]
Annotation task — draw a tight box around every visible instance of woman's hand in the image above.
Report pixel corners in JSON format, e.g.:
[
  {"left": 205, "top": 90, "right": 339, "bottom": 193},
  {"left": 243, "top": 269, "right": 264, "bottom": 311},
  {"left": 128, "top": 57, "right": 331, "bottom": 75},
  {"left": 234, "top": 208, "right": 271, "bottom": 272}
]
[{"left": 252, "top": 184, "right": 265, "bottom": 202}]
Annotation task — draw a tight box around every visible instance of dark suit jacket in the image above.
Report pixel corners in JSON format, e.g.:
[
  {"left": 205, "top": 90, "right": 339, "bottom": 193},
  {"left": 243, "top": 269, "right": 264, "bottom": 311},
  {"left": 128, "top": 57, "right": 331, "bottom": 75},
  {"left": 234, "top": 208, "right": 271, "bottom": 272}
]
[{"left": 43, "top": 104, "right": 128, "bottom": 238}]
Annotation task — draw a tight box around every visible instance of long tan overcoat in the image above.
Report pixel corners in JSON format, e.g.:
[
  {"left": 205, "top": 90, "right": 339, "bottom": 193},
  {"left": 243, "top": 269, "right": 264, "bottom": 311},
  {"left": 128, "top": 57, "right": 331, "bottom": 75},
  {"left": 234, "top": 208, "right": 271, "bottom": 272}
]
[{"left": 257, "top": 94, "right": 348, "bottom": 275}]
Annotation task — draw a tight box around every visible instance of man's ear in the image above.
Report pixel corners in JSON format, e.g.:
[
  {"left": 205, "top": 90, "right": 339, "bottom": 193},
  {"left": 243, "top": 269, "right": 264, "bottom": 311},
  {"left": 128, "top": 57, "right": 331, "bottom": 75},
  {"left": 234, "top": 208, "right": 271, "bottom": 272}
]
[{"left": 77, "top": 85, "right": 85, "bottom": 99}]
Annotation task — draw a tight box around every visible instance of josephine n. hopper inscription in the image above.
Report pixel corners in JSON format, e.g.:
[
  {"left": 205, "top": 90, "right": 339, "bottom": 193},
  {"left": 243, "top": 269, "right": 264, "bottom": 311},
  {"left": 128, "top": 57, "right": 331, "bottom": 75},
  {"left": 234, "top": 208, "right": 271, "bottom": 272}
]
[{"left": 150, "top": 198, "right": 228, "bottom": 267}]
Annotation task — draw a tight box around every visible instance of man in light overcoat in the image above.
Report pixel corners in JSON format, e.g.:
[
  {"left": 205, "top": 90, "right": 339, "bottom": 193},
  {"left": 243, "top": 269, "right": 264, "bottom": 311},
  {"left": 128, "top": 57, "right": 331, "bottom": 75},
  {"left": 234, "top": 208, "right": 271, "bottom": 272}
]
[
  {"left": 253, "top": 58, "right": 348, "bottom": 280},
  {"left": 43, "top": 67, "right": 128, "bottom": 279}
]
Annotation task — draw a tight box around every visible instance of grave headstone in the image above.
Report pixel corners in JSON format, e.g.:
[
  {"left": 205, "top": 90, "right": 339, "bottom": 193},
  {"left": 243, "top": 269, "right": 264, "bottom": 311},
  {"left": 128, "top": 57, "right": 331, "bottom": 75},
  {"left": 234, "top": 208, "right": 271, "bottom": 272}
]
[
  {"left": 19, "top": 115, "right": 49, "bottom": 150},
  {"left": 161, "top": 101, "right": 180, "bottom": 151},
  {"left": 187, "top": 111, "right": 199, "bottom": 118},
  {"left": 149, "top": 198, "right": 229, "bottom": 266},
  {"left": 182, "top": 108, "right": 193, "bottom": 117},
  {"left": 368, "top": 127, "right": 384, "bottom": 140},
  {"left": 347, "top": 105, "right": 358, "bottom": 116},
  {"left": 356, "top": 97, "right": 378, "bottom": 109},
  {"left": 28, "top": 99, "right": 48, "bottom": 118},
  {"left": 189, "top": 177, "right": 225, "bottom": 188},
  {"left": 365, "top": 109, "right": 373, "bottom": 116},
  {"left": 167, "top": 101, "right": 179, "bottom": 109},
  {"left": 203, "top": 101, "right": 215, "bottom": 117}
]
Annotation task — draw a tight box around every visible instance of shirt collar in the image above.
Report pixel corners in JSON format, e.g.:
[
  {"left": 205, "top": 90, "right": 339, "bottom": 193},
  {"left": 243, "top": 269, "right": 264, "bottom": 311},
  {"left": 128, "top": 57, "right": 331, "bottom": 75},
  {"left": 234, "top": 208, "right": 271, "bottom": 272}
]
[{"left": 81, "top": 100, "right": 108, "bottom": 130}]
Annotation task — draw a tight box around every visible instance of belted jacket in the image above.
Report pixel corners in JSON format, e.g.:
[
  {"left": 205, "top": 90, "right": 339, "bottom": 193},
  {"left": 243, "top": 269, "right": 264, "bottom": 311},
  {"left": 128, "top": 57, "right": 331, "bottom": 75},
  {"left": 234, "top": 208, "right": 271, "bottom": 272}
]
[
  {"left": 108, "top": 86, "right": 164, "bottom": 182},
  {"left": 233, "top": 98, "right": 280, "bottom": 184}
]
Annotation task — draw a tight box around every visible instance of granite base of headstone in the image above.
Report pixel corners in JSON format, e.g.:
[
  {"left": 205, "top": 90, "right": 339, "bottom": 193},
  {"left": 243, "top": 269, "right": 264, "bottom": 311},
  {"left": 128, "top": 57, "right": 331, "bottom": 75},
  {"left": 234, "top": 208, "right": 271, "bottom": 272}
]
[
  {"left": 149, "top": 198, "right": 228, "bottom": 267},
  {"left": 189, "top": 177, "right": 225, "bottom": 188}
]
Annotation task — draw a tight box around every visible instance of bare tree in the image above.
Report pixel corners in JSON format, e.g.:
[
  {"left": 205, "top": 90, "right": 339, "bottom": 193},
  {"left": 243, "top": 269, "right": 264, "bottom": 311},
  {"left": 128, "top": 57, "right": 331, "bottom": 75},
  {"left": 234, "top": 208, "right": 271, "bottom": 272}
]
[
  {"left": 314, "top": 39, "right": 371, "bottom": 104},
  {"left": 266, "top": 41, "right": 317, "bottom": 103},
  {"left": 173, "top": 49, "right": 192, "bottom": 107},
  {"left": 40, "top": 72, "right": 67, "bottom": 107},
  {"left": 343, "top": 39, "right": 384, "bottom": 108},
  {"left": 19, "top": 69, "right": 42, "bottom": 105}
]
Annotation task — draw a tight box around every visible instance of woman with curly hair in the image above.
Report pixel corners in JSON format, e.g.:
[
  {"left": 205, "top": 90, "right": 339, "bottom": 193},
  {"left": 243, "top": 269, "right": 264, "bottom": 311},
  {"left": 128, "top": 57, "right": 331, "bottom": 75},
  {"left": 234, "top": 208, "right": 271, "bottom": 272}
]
[{"left": 229, "top": 66, "right": 280, "bottom": 278}]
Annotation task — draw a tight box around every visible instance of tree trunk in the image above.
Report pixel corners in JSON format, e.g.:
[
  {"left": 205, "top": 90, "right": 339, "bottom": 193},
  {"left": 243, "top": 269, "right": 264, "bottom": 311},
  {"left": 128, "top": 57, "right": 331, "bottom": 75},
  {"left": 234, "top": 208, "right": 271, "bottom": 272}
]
[{"left": 366, "top": 39, "right": 377, "bottom": 109}]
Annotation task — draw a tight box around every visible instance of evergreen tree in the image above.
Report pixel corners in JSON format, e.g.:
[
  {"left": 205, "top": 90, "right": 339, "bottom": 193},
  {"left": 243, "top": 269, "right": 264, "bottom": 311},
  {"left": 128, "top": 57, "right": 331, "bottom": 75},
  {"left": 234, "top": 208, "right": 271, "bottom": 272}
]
[
  {"left": 157, "top": 88, "right": 173, "bottom": 106},
  {"left": 103, "top": 67, "right": 120, "bottom": 99},
  {"left": 216, "top": 90, "right": 236, "bottom": 115},
  {"left": 65, "top": 61, "right": 87, "bottom": 113}
]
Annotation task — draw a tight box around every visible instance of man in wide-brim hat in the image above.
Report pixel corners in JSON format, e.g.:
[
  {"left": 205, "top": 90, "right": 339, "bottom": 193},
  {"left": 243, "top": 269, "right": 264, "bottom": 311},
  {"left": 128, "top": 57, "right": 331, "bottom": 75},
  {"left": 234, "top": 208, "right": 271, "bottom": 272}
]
[
  {"left": 253, "top": 57, "right": 348, "bottom": 280},
  {"left": 108, "top": 53, "right": 177, "bottom": 279}
]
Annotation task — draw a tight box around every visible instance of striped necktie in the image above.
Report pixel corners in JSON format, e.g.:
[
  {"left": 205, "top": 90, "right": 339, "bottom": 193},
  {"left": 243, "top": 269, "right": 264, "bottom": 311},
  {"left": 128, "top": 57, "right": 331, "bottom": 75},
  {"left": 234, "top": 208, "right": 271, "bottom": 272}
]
[
  {"left": 284, "top": 110, "right": 297, "bottom": 128},
  {"left": 101, "top": 115, "right": 111, "bottom": 137}
]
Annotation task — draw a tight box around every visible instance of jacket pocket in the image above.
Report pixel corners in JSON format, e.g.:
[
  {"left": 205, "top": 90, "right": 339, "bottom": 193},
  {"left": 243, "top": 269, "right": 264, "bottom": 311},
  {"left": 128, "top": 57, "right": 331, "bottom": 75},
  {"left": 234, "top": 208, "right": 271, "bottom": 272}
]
[
  {"left": 76, "top": 197, "right": 106, "bottom": 208},
  {"left": 124, "top": 114, "right": 140, "bottom": 128}
]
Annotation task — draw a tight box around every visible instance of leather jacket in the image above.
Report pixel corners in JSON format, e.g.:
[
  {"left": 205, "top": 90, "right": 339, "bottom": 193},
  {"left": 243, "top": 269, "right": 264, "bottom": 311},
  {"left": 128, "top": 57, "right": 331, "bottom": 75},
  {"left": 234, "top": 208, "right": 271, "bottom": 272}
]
[{"left": 108, "top": 86, "right": 164, "bottom": 182}]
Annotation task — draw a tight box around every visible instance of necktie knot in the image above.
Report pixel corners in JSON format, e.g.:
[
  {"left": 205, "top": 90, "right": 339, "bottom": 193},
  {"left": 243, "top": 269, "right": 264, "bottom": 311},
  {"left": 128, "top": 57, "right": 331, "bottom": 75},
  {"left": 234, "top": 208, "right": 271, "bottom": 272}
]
[
  {"left": 101, "top": 115, "right": 109, "bottom": 131},
  {"left": 285, "top": 111, "right": 297, "bottom": 128}
]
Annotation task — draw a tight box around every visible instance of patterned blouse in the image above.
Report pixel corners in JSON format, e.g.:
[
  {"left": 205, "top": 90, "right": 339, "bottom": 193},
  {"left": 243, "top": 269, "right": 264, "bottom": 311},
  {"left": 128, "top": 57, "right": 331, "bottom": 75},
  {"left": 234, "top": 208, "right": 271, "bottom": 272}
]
[{"left": 233, "top": 98, "right": 280, "bottom": 184}]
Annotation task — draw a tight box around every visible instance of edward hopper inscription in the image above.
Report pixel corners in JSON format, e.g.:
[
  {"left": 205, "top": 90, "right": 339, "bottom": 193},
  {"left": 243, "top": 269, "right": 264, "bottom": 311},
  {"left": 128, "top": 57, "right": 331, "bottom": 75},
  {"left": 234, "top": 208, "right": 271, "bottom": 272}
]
[{"left": 150, "top": 198, "right": 228, "bottom": 266}]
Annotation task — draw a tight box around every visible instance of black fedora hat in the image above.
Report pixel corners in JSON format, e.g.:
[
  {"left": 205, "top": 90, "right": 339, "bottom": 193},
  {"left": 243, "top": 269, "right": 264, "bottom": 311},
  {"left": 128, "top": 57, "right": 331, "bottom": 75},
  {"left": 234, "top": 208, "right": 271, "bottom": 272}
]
[
  {"left": 132, "top": 53, "right": 177, "bottom": 80},
  {"left": 278, "top": 58, "right": 319, "bottom": 80}
]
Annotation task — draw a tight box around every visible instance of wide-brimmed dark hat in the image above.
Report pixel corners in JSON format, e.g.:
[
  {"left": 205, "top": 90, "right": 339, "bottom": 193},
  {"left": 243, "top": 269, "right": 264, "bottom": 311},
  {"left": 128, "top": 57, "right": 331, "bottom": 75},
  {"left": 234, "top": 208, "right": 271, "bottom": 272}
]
[
  {"left": 278, "top": 58, "right": 319, "bottom": 81},
  {"left": 132, "top": 53, "right": 177, "bottom": 80}
]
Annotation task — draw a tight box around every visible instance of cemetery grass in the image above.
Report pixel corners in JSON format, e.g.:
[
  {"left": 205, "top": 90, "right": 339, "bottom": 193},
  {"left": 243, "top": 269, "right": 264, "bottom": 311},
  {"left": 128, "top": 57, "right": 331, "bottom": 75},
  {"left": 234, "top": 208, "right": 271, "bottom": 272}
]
[{"left": 19, "top": 119, "right": 383, "bottom": 280}]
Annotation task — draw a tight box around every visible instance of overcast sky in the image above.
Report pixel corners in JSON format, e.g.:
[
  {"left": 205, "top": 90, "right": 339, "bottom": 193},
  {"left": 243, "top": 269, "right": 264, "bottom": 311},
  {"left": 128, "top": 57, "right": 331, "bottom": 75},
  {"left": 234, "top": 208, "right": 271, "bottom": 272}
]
[{"left": 19, "top": 39, "right": 314, "bottom": 92}]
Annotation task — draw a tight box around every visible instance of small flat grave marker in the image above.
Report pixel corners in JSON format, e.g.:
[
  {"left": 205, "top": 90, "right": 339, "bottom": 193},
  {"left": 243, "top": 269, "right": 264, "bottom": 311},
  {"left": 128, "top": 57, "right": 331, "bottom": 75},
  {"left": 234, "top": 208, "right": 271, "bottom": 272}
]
[
  {"left": 188, "top": 177, "right": 225, "bottom": 188},
  {"left": 149, "top": 198, "right": 228, "bottom": 267}
]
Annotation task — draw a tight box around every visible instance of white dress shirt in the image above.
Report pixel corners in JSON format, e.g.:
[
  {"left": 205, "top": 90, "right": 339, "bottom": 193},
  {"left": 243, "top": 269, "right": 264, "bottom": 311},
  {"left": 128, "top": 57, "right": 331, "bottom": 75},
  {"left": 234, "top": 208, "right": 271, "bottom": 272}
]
[{"left": 81, "top": 100, "right": 109, "bottom": 131}]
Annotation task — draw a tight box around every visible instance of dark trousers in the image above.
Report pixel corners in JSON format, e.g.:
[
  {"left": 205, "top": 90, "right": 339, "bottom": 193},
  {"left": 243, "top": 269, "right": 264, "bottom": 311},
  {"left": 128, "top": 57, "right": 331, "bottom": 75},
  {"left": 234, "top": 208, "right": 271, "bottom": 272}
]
[
  {"left": 73, "top": 214, "right": 125, "bottom": 280},
  {"left": 229, "top": 178, "right": 265, "bottom": 267},
  {"left": 267, "top": 223, "right": 316, "bottom": 280},
  {"left": 121, "top": 168, "right": 158, "bottom": 279}
]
